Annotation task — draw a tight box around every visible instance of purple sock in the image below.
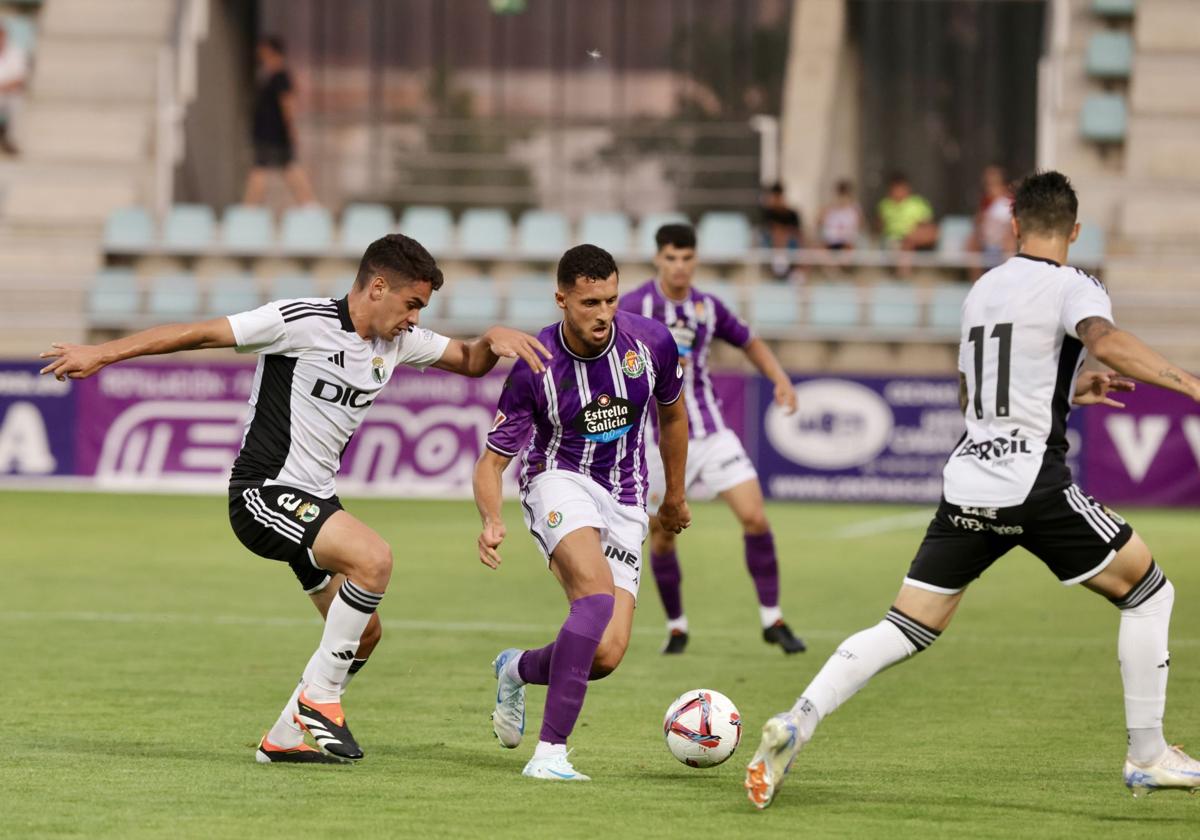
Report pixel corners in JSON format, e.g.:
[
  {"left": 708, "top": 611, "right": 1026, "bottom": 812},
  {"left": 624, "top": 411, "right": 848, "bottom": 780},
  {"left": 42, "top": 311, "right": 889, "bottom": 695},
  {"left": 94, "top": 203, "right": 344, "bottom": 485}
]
[
  {"left": 744, "top": 531, "right": 779, "bottom": 608},
  {"left": 650, "top": 550, "right": 684, "bottom": 620},
  {"left": 539, "top": 593, "right": 615, "bottom": 745},
  {"left": 517, "top": 644, "right": 553, "bottom": 685}
]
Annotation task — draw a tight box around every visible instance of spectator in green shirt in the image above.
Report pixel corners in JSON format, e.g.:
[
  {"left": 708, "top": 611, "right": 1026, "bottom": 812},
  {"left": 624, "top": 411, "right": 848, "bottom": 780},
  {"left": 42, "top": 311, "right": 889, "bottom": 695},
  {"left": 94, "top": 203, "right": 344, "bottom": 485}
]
[{"left": 877, "top": 172, "right": 938, "bottom": 251}]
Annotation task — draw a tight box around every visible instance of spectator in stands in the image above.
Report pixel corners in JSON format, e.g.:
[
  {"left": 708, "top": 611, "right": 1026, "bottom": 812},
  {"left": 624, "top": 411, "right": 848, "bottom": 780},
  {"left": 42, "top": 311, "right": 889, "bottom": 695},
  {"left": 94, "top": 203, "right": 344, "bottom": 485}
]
[
  {"left": 760, "top": 182, "right": 803, "bottom": 280},
  {"left": 877, "top": 172, "right": 937, "bottom": 277},
  {"left": 0, "top": 23, "right": 29, "bottom": 155},
  {"left": 242, "top": 36, "right": 317, "bottom": 206},
  {"left": 818, "top": 179, "right": 863, "bottom": 250},
  {"left": 971, "top": 164, "right": 1015, "bottom": 266}
]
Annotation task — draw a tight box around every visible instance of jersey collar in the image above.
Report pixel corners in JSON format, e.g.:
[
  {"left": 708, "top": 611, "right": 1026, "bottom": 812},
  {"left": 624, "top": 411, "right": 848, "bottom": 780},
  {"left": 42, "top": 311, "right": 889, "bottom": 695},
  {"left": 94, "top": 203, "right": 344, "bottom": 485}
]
[
  {"left": 335, "top": 296, "right": 356, "bottom": 332},
  {"left": 1014, "top": 252, "right": 1061, "bottom": 267},
  {"left": 556, "top": 319, "right": 617, "bottom": 361},
  {"left": 654, "top": 278, "right": 692, "bottom": 304}
]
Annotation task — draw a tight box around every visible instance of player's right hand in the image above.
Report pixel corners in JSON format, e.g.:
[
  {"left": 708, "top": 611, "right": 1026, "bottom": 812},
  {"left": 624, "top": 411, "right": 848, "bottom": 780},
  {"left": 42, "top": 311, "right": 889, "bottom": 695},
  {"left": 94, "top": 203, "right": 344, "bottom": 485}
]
[
  {"left": 478, "top": 519, "right": 506, "bottom": 569},
  {"left": 656, "top": 498, "right": 691, "bottom": 534},
  {"left": 38, "top": 343, "right": 106, "bottom": 381}
]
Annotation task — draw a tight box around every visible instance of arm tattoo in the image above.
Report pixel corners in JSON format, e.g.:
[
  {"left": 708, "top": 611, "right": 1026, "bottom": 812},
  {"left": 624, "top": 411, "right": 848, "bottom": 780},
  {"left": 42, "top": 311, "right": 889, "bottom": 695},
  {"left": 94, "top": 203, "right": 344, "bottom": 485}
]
[
  {"left": 1076, "top": 316, "right": 1116, "bottom": 344},
  {"left": 1160, "top": 368, "right": 1184, "bottom": 387}
]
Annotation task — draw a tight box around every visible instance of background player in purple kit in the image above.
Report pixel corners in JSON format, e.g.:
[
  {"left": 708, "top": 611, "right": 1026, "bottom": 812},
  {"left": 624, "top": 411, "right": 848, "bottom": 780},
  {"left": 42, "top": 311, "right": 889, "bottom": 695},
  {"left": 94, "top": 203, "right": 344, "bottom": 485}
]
[
  {"left": 472, "top": 244, "right": 691, "bottom": 781},
  {"left": 620, "top": 224, "right": 805, "bottom": 655}
]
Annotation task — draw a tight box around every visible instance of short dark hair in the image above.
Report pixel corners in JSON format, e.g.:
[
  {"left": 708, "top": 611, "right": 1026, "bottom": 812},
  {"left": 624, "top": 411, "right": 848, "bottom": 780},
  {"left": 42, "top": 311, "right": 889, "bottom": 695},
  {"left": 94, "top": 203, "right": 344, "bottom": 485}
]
[
  {"left": 557, "top": 244, "right": 618, "bottom": 290},
  {"left": 768, "top": 182, "right": 785, "bottom": 195},
  {"left": 260, "top": 35, "right": 286, "bottom": 55},
  {"left": 835, "top": 178, "right": 853, "bottom": 195},
  {"left": 355, "top": 234, "right": 444, "bottom": 291},
  {"left": 655, "top": 223, "right": 696, "bottom": 252},
  {"left": 1013, "top": 170, "right": 1078, "bottom": 237},
  {"left": 888, "top": 172, "right": 909, "bottom": 187}
]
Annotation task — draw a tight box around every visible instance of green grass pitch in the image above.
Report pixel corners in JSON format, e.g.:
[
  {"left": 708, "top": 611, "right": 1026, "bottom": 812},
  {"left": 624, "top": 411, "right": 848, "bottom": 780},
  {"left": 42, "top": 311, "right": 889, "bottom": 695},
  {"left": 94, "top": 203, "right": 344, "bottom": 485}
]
[{"left": 3, "top": 492, "right": 1198, "bottom": 839}]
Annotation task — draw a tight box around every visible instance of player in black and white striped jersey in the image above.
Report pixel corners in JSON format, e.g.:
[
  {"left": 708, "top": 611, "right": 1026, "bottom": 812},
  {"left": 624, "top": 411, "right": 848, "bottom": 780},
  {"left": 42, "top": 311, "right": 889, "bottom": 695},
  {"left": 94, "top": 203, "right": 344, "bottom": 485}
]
[
  {"left": 744, "top": 171, "right": 1200, "bottom": 807},
  {"left": 40, "top": 234, "right": 551, "bottom": 764}
]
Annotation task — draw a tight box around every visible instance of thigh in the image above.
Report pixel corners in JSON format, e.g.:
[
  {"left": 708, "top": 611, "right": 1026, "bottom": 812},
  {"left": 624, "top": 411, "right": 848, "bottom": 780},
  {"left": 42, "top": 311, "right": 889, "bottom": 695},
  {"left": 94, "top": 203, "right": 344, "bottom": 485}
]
[
  {"left": 228, "top": 484, "right": 342, "bottom": 593},
  {"left": 718, "top": 478, "right": 766, "bottom": 527},
  {"left": 521, "top": 471, "right": 607, "bottom": 563},
  {"left": 905, "top": 500, "right": 1016, "bottom": 595},
  {"left": 310, "top": 508, "right": 391, "bottom": 581},
  {"left": 599, "top": 500, "right": 650, "bottom": 600},
  {"left": 1019, "top": 484, "right": 1134, "bottom": 587},
  {"left": 549, "top": 526, "right": 615, "bottom": 601},
  {"left": 698, "top": 430, "right": 758, "bottom": 496},
  {"left": 1082, "top": 531, "right": 1154, "bottom": 601}
]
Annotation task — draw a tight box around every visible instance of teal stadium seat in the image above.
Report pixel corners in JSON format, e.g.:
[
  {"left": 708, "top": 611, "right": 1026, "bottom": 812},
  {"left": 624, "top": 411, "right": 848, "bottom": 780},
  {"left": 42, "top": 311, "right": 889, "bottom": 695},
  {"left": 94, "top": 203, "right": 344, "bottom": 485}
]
[
  {"left": 516, "top": 210, "right": 570, "bottom": 260},
  {"left": 340, "top": 203, "right": 394, "bottom": 253},
  {"left": 928, "top": 284, "right": 969, "bottom": 335},
  {"left": 637, "top": 212, "right": 689, "bottom": 258},
  {"left": 696, "top": 212, "right": 752, "bottom": 260},
  {"left": 104, "top": 206, "right": 154, "bottom": 252},
  {"left": 222, "top": 205, "right": 274, "bottom": 252},
  {"left": 281, "top": 206, "right": 333, "bottom": 255},
  {"left": 1092, "top": 0, "right": 1135, "bottom": 18},
  {"left": 458, "top": 209, "right": 512, "bottom": 258},
  {"left": 937, "top": 215, "right": 974, "bottom": 257},
  {"left": 506, "top": 275, "right": 559, "bottom": 330},
  {"left": 2, "top": 16, "right": 36, "bottom": 51},
  {"left": 808, "top": 283, "right": 860, "bottom": 329},
  {"left": 1070, "top": 223, "right": 1106, "bottom": 268},
  {"left": 445, "top": 276, "right": 500, "bottom": 325},
  {"left": 697, "top": 279, "right": 741, "bottom": 314},
  {"left": 149, "top": 273, "right": 200, "bottom": 320},
  {"left": 578, "top": 212, "right": 631, "bottom": 256},
  {"left": 868, "top": 282, "right": 921, "bottom": 330},
  {"left": 207, "top": 276, "right": 261, "bottom": 316},
  {"left": 1080, "top": 94, "right": 1127, "bottom": 143},
  {"left": 89, "top": 268, "right": 140, "bottom": 324},
  {"left": 163, "top": 204, "right": 216, "bottom": 251},
  {"left": 749, "top": 282, "right": 799, "bottom": 333},
  {"left": 270, "top": 274, "right": 320, "bottom": 301},
  {"left": 1086, "top": 32, "right": 1133, "bottom": 80},
  {"left": 399, "top": 206, "right": 453, "bottom": 254}
]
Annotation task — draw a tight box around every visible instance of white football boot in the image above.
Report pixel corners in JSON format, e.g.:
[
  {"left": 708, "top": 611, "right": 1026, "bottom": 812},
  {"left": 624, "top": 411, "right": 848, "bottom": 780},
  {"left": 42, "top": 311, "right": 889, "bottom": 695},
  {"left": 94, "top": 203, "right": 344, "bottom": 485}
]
[
  {"left": 744, "top": 713, "right": 807, "bottom": 810},
  {"left": 1124, "top": 745, "right": 1200, "bottom": 797},
  {"left": 522, "top": 750, "right": 591, "bottom": 781},
  {"left": 491, "top": 648, "right": 526, "bottom": 749}
]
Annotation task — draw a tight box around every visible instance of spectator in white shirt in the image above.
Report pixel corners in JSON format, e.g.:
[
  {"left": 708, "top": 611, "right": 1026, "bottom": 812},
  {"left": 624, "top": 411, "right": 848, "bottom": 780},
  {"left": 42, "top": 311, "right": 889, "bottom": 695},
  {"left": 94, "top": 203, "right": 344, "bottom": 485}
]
[{"left": 0, "top": 24, "right": 29, "bottom": 155}]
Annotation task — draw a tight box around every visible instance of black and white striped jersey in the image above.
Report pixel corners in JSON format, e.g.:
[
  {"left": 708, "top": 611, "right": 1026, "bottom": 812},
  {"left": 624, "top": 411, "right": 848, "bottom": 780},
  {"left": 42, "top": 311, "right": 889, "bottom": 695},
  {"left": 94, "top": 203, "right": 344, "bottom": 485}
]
[
  {"left": 942, "top": 254, "right": 1113, "bottom": 508},
  {"left": 226, "top": 296, "right": 450, "bottom": 496}
]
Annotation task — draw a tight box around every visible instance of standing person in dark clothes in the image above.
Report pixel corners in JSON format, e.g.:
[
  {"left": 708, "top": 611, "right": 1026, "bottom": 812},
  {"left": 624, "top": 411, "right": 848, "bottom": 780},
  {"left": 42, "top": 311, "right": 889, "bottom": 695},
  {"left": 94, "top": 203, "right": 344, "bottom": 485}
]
[{"left": 242, "top": 36, "right": 317, "bottom": 206}]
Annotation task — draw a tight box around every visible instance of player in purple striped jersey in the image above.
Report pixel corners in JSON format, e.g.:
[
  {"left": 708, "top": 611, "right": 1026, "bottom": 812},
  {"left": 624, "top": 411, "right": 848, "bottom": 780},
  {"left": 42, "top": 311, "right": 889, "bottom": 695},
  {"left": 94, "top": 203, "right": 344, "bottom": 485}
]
[
  {"left": 474, "top": 244, "right": 691, "bottom": 781},
  {"left": 620, "top": 224, "right": 806, "bottom": 655}
]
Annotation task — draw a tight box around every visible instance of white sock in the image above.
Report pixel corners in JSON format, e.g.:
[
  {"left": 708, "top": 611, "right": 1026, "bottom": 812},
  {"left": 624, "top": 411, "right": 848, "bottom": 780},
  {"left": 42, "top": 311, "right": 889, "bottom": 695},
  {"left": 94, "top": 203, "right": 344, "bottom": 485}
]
[
  {"left": 667, "top": 616, "right": 689, "bottom": 634},
  {"left": 301, "top": 580, "right": 384, "bottom": 704},
  {"left": 759, "top": 605, "right": 783, "bottom": 629},
  {"left": 266, "top": 680, "right": 304, "bottom": 748},
  {"left": 790, "top": 616, "right": 922, "bottom": 740},
  {"left": 533, "top": 740, "right": 567, "bottom": 760},
  {"left": 1118, "top": 578, "right": 1174, "bottom": 763}
]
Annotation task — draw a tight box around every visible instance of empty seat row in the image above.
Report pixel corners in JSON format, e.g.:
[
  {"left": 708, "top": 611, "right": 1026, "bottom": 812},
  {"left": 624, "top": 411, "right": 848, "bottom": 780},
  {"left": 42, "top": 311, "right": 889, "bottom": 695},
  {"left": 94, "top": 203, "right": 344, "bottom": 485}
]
[{"left": 104, "top": 204, "right": 757, "bottom": 261}]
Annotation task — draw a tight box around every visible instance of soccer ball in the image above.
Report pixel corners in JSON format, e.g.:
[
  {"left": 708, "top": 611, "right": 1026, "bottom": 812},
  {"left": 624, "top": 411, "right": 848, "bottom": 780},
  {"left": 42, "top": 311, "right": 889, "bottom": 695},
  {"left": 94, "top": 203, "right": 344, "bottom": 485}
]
[{"left": 663, "top": 688, "right": 742, "bottom": 768}]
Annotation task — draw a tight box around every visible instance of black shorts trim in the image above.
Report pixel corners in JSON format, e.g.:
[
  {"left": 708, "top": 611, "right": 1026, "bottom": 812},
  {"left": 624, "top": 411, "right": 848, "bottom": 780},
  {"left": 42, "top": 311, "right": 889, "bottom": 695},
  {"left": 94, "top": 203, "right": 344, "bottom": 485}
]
[
  {"left": 906, "top": 484, "right": 1134, "bottom": 593},
  {"left": 228, "top": 482, "right": 343, "bottom": 592}
]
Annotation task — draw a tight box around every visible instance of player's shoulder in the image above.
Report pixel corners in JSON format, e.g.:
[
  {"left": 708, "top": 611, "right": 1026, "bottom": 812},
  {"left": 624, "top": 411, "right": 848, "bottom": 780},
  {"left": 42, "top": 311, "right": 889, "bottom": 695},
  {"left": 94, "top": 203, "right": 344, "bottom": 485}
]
[
  {"left": 619, "top": 279, "right": 656, "bottom": 307},
  {"left": 271, "top": 297, "right": 342, "bottom": 324},
  {"left": 1061, "top": 263, "right": 1107, "bottom": 293},
  {"left": 617, "top": 310, "right": 672, "bottom": 342}
]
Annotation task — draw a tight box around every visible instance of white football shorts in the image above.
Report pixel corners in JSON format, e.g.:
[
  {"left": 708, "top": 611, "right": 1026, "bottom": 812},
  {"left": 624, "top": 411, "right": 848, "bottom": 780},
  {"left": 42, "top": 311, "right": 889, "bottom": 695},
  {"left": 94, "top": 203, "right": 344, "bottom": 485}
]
[{"left": 646, "top": 428, "right": 758, "bottom": 508}]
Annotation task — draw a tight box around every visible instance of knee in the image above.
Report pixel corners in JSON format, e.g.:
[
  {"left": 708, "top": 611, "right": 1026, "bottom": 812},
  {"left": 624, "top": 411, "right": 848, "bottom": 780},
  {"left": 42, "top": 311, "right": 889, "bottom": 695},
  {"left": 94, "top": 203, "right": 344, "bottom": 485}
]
[
  {"left": 650, "top": 524, "right": 676, "bottom": 555},
  {"left": 741, "top": 512, "right": 770, "bottom": 535},
  {"left": 360, "top": 539, "right": 394, "bottom": 588}
]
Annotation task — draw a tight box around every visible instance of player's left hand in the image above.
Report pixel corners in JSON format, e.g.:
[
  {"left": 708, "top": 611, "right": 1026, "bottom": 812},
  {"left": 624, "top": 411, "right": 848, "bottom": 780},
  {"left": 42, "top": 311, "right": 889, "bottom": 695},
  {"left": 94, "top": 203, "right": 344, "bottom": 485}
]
[
  {"left": 484, "top": 327, "right": 553, "bottom": 374},
  {"left": 1073, "top": 370, "right": 1135, "bottom": 408},
  {"left": 38, "top": 343, "right": 107, "bottom": 381},
  {"left": 773, "top": 380, "right": 798, "bottom": 414},
  {"left": 656, "top": 497, "right": 691, "bottom": 534},
  {"left": 478, "top": 519, "right": 506, "bottom": 569}
]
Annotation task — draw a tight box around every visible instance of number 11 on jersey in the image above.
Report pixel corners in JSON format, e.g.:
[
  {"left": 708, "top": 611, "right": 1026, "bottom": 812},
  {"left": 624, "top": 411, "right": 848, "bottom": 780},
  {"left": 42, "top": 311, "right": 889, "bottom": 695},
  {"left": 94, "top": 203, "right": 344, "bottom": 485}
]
[{"left": 968, "top": 323, "right": 1013, "bottom": 419}]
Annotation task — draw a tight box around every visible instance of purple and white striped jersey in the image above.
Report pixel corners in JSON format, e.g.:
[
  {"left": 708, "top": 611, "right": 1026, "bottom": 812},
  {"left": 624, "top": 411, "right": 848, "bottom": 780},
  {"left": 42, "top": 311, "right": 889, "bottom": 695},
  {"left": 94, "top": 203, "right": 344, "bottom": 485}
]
[
  {"left": 486, "top": 313, "right": 684, "bottom": 509},
  {"left": 619, "top": 279, "right": 752, "bottom": 439}
]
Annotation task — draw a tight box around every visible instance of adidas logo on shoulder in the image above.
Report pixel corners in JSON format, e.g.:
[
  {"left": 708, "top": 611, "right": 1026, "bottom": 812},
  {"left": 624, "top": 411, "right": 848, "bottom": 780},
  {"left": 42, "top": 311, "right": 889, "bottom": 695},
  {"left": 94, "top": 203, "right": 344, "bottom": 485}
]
[{"left": 327, "top": 351, "right": 345, "bottom": 368}]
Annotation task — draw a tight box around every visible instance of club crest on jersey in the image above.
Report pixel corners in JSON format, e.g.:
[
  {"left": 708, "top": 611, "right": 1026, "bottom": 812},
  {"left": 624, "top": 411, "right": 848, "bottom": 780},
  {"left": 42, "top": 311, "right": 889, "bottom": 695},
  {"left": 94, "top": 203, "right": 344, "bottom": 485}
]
[
  {"left": 295, "top": 502, "right": 320, "bottom": 523},
  {"left": 622, "top": 349, "right": 646, "bottom": 378},
  {"left": 547, "top": 511, "right": 563, "bottom": 528},
  {"left": 490, "top": 411, "right": 507, "bottom": 433},
  {"left": 371, "top": 356, "right": 386, "bottom": 384},
  {"left": 573, "top": 393, "right": 639, "bottom": 443}
]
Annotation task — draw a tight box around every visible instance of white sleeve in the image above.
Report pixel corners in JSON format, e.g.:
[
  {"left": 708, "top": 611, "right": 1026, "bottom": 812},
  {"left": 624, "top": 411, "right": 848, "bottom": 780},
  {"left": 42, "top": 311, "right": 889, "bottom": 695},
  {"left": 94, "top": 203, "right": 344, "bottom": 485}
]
[
  {"left": 227, "top": 303, "right": 290, "bottom": 355},
  {"left": 395, "top": 327, "right": 452, "bottom": 371},
  {"left": 1060, "top": 271, "right": 1114, "bottom": 339}
]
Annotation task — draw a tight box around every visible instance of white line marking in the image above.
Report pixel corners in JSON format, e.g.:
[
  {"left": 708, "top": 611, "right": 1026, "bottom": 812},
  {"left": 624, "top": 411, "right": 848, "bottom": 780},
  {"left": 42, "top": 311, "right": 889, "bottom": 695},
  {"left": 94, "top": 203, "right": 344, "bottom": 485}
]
[{"left": 833, "top": 510, "right": 934, "bottom": 539}]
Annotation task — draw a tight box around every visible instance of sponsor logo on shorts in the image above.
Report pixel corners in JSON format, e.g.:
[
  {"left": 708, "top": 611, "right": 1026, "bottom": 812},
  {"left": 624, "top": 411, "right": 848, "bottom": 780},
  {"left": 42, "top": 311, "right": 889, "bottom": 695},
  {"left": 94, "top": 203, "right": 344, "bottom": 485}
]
[
  {"left": 623, "top": 349, "right": 646, "bottom": 378},
  {"left": 371, "top": 355, "right": 387, "bottom": 384},
  {"left": 948, "top": 515, "right": 1023, "bottom": 535},
  {"left": 960, "top": 505, "right": 998, "bottom": 520},
  {"left": 604, "top": 544, "right": 638, "bottom": 568},
  {"left": 573, "top": 394, "right": 639, "bottom": 443},
  {"left": 296, "top": 503, "right": 320, "bottom": 523},
  {"left": 547, "top": 511, "right": 563, "bottom": 528}
]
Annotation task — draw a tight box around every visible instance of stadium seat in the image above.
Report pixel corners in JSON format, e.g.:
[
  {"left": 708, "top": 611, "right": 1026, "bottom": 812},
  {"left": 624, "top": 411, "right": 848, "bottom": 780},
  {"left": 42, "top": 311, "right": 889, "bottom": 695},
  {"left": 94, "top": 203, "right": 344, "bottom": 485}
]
[
  {"left": 281, "top": 206, "right": 334, "bottom": 255},
  {"left": 221, "top": 205, "right": 274, "bottom": 252},
  {"left": 578, "top": 212, "right": 631, "bottom": 256},
  {"left": 928, "top": 284, "right": 969, "bottom": 334},
  {"left": 807, "top": 283, "right": 860, "bottom": 329},
  {"left": 868, "top": 282, "right": 921, "bottom": 330},
  {"left": 162, "top": 204, "right": 216, "bottom": 251},
  {"left": 207, "top": 276, "right": 261, "bottom": 316},
  {"left": 2, "top": 15, "right": 36, "bottom": 52},
  {"left": 749, "top": 282, "right": 800, "bottom": 332},
  {"left": 340, "top": 203, "right": 394, "bottom": 253},
  {"left": 458, "top": 209, "right": 513, "bottom": 257},
  {"left": 148, "top": 273, "right": 200, "bottom": 320},
  {"left": 937, "top": 215, "right": 974, "bottom": 257},
  {"left": 505, "top": 275, "right": 559, "bottom": 330},
  {"left": 1092, "top": 0, "right": 1135, "bottom": 18},
  {"left": 516, "top": 210, "right": 570, "bottom": 259},
  {"left": 103, "top": 206, "right": 154, "bottom": 253},
  {"left": 696, "top": 212, "right": 752, "bottom": 260},
  {"left": 1080, "top": 94, "right": 1127, "bottom": 143},
  {"left": 270, "top": 274, "right": 320, "bottom": 301},
  {"left": 1070, "top": 223, "right": 1106, "bottom": 268},
  {"left": 89, "top": 268, "right": 140, "bottom": 324},
  {"left": 698, "top": 279, "right": 741, "bottom": 314},
  {"left": 444, "top": 276, "right": 501, "bottom": 325},
  {"left": 1086, "top": 32, "right": 1133, "bottom": 80},
  {"left": 399, "top": 206, "right": 453, "bottom": 254},
  {"left": 637, "top": 212, "right": 689, "bottom": 258}
]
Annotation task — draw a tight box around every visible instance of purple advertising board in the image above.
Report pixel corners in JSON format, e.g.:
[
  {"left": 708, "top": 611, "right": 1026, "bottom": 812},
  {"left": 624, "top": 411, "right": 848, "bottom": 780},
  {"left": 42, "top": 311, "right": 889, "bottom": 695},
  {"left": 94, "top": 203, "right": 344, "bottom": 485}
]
[{"left": 0, "top": 362, "right": 76, "bottom": 477}]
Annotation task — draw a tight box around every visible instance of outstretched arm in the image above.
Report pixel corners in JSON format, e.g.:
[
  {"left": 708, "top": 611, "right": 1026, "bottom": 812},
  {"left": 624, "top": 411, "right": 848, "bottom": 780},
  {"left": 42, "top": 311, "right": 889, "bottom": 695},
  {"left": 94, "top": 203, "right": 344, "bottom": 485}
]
[
  {"left": 654, "top": 396, "right": 691, "bottom": 534},
  {"left": 39, "top": 318, "right": 236, "bottom": 380},
  {"left": 433, "top": 326, "right": 552, "bottom": 378},
  {"left": 473, "top": 449, "right": 512, "bottom": 569},
  {"left": 1077, "top": 317, "right": 1200, "bottom": 401},
  {"left": 744, "top": 337, "right": 797, "bottom": 413}
]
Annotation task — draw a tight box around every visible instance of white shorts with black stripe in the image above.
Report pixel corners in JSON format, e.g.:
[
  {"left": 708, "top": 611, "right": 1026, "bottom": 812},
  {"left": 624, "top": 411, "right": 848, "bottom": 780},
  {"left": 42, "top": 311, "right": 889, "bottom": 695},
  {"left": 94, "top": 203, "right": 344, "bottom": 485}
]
[
  {"left": 905, "top": 483, "right": 1134, "bottom": 594},
  {"left": 228, "top": 482, "right": 343, "bottom": 593}
]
